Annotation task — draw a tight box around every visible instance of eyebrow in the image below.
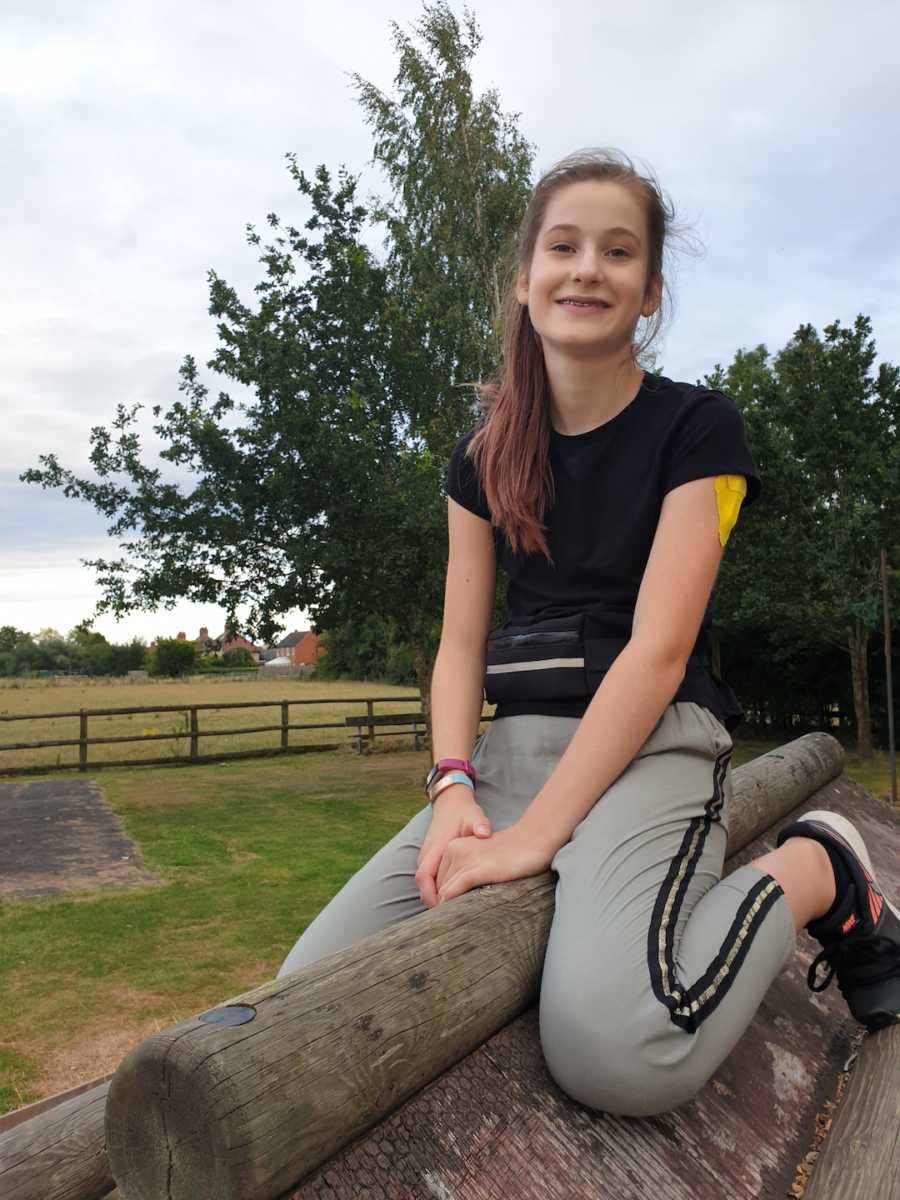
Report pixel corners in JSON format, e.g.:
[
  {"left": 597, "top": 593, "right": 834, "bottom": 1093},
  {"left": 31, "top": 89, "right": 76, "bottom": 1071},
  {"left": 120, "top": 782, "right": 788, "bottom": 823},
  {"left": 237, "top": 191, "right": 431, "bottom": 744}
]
[{"left": 544, "top": 223, "right": 642, "bottom": 243}]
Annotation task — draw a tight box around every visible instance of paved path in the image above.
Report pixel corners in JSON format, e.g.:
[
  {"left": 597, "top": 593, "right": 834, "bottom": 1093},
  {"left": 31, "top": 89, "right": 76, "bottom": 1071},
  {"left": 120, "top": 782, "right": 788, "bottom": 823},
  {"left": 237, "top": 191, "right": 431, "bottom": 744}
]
[{"left": 0, "top": 778, "right": 162, "bottom": 901}]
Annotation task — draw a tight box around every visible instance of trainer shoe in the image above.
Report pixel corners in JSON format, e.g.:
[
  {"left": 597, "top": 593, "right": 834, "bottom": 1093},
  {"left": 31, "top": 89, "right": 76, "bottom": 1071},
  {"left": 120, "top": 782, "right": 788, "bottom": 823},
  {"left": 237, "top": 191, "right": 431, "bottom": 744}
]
[{"left": 775, "top": 809, "right": 900, "bottom": 1030}]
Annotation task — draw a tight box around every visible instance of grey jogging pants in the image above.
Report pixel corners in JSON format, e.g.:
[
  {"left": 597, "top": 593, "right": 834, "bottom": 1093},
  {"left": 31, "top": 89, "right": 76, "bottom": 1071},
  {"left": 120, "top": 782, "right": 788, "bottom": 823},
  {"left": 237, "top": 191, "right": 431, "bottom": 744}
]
[{"left": 276, "top": 701, "right": 797, "bottom": 1117}]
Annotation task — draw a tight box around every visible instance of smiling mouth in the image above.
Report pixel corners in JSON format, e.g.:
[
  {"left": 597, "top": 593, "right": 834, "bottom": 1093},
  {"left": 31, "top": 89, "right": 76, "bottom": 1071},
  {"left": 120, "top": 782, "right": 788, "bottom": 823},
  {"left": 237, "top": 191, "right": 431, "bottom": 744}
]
[{"left": 557, "top": 299, "right": 610, "bottom": 308}]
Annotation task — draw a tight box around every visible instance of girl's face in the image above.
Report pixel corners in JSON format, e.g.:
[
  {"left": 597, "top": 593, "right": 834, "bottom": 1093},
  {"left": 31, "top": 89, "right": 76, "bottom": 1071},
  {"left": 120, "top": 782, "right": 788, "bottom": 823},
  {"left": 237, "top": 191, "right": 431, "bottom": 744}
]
[{"left": 516, "top": 179, "right": 660, "bottom": 362}]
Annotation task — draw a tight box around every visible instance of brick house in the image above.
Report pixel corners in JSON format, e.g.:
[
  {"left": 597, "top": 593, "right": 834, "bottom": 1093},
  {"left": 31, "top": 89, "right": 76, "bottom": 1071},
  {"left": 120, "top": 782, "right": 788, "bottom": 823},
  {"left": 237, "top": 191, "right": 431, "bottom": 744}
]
[
  {"left": 218, "top": 633, "right": 265, "bottom": 663},
  {"left": 195, "top": 627, "right": 221, "bottom": 654},
  {"left": 275, "top": 630, "right": 322, "bottom": 667}
]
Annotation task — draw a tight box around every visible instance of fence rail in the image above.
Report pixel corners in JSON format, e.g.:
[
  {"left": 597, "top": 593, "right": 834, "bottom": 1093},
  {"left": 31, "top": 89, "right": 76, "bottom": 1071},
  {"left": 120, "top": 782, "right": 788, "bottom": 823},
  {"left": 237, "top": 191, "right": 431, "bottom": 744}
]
[{"left": 0, "top": 695, "right": 427, "bottom": 776}]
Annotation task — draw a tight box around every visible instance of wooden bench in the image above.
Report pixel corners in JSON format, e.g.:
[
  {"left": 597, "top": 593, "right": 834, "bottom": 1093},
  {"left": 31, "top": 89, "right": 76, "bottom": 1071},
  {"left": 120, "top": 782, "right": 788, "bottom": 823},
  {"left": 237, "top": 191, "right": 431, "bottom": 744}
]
[{"left": 344, "top": 711, "right": 427, "bottom": 753}]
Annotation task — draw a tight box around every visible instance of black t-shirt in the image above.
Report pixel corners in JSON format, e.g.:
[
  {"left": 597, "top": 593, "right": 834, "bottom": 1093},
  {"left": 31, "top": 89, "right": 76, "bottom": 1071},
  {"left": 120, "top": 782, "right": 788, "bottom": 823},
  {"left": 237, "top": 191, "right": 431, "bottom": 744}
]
[{"left": 446, "top": 372, "right": 761, "bottom": 732}]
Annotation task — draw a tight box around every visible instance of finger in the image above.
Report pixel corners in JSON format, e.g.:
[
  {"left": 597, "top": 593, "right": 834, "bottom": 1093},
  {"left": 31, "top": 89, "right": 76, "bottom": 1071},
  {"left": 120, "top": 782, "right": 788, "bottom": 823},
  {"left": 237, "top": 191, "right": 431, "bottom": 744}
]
[
  {"left": 473, "top": 820, "right": 491, "bottom": 837},
  {"left": 436, "top": 851, "right": 455, "bottom": 894},
  {"left": 418, "top": 873, "right": 437, "bottom": 908},
  {"left": 415, "top": 852, "right": 442, "bottom": 908},
  {"left": 437, "top": 867, "right": 479, "bottom": 905}
]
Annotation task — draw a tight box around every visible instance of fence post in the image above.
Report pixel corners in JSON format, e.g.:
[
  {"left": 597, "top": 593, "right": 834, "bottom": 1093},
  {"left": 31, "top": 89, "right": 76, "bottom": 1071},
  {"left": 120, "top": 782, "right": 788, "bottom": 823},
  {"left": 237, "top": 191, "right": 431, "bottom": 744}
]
[
  {"left": 366, "top": 699, "right": 375, "bottom": 752},
  {"left": 190, "top": 708, "right": 199, "bottom": 759},
  {"left": 79, "top": 710, "right": 88, "bottom": 772},
  {"left": 281, "top": 702, "right": 289, "bottom": 751}
]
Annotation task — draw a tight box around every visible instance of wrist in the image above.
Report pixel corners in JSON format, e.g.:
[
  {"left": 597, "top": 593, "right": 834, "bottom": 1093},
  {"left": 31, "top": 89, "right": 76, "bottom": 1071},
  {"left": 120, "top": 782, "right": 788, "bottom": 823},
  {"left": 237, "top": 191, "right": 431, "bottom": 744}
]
[
  {"left": 431, "top": 782, "right": 476, "bottom": 808},
  {"left": 428, "top": 770, "right": 475, "bottom": 804},
  {"left": 515, "top": 809, "right": 568, "bottom": 859},
  {"left": 425, "top": 758, "right": 478, "bottom": 797}
]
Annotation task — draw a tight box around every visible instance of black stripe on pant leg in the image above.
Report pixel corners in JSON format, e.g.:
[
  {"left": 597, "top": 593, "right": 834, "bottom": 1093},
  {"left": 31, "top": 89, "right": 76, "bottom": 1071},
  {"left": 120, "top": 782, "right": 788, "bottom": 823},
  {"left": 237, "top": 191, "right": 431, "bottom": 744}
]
[
  {"left": 667, "top": 876, "right": 785, "bottom": 1031},
  {"left": 646, "top": 745, "right": 734, "bottom": 1033}
]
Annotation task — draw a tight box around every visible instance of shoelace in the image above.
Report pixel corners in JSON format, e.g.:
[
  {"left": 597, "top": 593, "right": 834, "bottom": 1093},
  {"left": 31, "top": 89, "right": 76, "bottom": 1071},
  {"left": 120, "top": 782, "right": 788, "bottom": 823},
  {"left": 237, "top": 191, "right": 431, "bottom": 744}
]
[{"left": 808, "top": 933, "right": 900, "bottom": 994}]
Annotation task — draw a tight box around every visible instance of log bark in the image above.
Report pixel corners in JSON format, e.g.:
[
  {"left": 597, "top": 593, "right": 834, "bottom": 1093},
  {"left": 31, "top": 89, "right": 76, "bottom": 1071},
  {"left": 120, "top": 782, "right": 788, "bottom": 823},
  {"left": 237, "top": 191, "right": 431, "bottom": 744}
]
[
  {"left": 804, "top": 1024, "right": 900, "bottom": 1200},
  {"left": 0, "top": 1082, "right": 114, "bottom": 1200},
  {"left": 104, "top": 732, "right": 844, "bottom": 1200}
]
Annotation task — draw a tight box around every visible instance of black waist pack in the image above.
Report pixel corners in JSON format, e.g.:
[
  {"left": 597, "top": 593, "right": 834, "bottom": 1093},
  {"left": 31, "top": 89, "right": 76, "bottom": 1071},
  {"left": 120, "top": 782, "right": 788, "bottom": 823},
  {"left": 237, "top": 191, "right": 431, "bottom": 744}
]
[
  {"left": 483, "top": 614, "right": 633, "bottom": 705},
  {"left": 483, "top": 613, "right": 711, "bottom": 705}
]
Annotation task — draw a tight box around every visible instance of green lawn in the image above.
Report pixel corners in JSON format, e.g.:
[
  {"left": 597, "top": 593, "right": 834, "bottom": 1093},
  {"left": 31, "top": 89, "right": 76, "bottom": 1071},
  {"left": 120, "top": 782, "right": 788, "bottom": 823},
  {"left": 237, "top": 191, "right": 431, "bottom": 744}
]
[
  {"left": 0, "top": 731, "right": 895, "bottom": 1114},
  {"left": 0, "top": 748, "right": 427, "bottom": 1113}
]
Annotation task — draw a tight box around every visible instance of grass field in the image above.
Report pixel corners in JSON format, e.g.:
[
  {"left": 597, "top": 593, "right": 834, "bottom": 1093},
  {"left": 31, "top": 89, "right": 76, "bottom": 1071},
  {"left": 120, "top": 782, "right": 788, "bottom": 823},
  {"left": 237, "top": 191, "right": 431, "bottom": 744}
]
[
  {"left": 0, "top": 746, "right": 432, "bottom": 1114},
  {"left": 0, "top": 680, "right": 895, "bottom": 1115},
  {"left": 0, "top": 675, "right": 426, "bottom": 773}
]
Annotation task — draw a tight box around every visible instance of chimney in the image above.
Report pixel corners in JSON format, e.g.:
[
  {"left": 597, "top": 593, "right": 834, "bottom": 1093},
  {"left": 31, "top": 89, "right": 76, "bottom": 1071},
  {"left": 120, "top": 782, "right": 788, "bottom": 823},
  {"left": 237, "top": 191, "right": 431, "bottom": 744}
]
[{"left": 199, "top": 627, "right": 208, "bottom": 638}]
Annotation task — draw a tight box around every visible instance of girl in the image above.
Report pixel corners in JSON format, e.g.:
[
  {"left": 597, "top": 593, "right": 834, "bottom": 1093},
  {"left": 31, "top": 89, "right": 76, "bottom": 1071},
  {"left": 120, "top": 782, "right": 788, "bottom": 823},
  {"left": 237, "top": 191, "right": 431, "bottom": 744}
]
[{"left": 278, "top": 148, "right": 900, "bottom": 1116}]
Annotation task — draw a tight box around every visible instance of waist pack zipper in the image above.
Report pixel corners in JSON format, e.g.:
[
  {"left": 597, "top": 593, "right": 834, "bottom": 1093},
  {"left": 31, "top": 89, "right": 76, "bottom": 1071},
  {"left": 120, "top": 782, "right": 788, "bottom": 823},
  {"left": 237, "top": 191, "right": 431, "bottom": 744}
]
[{"left": 488, "top": 630, "right": 581, "bottom": 652}]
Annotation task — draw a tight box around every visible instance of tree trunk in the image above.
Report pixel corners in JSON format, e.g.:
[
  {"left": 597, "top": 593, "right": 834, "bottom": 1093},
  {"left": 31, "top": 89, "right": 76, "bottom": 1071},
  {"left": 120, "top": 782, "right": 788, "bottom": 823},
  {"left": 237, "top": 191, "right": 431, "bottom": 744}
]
[
  {"left": 710, "top": 626, "right": 722, "bottom": 680},
  {"left": 848, "top": 617, "right": 872, "bottom": 759},
  {"left": 412, "top": 645, "right": 435, "bottom": 759}
]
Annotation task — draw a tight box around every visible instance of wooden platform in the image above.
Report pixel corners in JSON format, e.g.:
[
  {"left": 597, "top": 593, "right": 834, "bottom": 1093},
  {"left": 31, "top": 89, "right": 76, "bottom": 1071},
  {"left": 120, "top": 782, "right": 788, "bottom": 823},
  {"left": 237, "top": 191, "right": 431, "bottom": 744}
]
[{"left": 287, "top": 776, "right": 899, "bottom": 1200}]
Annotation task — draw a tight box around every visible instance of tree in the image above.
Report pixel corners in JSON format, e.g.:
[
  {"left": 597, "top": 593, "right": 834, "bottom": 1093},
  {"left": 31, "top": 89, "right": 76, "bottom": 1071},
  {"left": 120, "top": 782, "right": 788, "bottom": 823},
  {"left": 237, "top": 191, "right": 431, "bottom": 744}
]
[
  {"left": 220, "top": 647, "right": 255, "bottom": 668},
  {"left": 710, "top": 317, "right": 900, "bottom": 756},
  {"left": 0, "top": 627, "right": 29, "bottom": 654},
  {"left": 149, "top": 638, "right": 197, "bottom": 678},
  {"left": 21, "top": 2, "right": 533, "bottom": 716}
]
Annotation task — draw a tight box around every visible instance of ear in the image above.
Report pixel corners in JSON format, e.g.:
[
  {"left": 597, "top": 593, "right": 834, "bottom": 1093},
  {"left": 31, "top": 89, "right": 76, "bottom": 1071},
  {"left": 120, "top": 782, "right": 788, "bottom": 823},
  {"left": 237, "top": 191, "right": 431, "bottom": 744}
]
[
  {"left": 515, "top": 265, "right": 530, "bottom": 306},
  {"left": 642, "top": 272, "right": 663, "bottom": 318}
]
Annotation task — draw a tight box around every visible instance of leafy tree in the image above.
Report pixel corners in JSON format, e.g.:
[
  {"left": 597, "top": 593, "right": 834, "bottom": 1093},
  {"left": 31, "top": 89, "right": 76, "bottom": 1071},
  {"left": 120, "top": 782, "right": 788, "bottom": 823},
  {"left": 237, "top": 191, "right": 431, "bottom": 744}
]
[
  {"left": 21, "top": 2, "right": 533, "bottom": 716},
  {"left": 710, "top": 317, "right": 900, "bottom": 756},
  {"left": 148, "top": 638, "right": 197, "bottom": 678},
  {"left": 220, "top": 647, "right": 255, "bottom": 668},
  {"left": 317, "top": 614, "right": 417, "bottom": 684},
  {"left": 0, "top": 627, "right": 30, "bottom": 654}
]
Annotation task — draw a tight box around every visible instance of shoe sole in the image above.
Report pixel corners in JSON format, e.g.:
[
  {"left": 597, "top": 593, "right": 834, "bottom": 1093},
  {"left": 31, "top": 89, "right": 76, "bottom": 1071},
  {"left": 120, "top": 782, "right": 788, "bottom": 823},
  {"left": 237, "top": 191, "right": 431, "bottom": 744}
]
[
  {"left": 800, "top": 809, "right": 900, "bottom": 926},
  {"left": 801, "top": 809, "right": 900, "bottom": 1025}
]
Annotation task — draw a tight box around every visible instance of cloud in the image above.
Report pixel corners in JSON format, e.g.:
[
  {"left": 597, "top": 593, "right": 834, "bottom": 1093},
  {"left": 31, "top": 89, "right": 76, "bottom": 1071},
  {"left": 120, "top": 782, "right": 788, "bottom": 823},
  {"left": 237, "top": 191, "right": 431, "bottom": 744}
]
[{"left": 5, "top": 0, "right": 900, "bottom": 635}]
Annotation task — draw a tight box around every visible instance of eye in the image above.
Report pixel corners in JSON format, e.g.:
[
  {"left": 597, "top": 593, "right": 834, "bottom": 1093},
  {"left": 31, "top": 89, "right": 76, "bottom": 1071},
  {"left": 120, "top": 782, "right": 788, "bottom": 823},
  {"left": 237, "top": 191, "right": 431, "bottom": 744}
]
[
  {"left": 549, "top": 242, "right": 574, "bottom": 253},
  {"left": 607, "top": 247, "right": 631, "bottom": 258}
]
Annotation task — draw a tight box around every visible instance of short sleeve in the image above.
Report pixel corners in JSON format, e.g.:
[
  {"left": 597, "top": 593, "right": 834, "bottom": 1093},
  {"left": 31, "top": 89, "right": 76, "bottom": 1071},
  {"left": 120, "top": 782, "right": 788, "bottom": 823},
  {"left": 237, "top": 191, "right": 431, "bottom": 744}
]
[
  {"left": 661, "top": 390, "right": 761, "bottom": 505},
  {"left": 446, "top": 431, "right": 491, "bottom": 521}
]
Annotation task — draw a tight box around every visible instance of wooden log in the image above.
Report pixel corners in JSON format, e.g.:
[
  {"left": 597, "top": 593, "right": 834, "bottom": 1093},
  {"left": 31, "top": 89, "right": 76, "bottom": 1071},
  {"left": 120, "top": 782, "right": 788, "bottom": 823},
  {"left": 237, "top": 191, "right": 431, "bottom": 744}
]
[
  {"left": 0, "top": 1082, "right": 114, "bottom": 1200},
  {"left": 724, "top": 731, "right": 845, "bottom": 854},
  {"left": 104, "top": 732, "right": 844, "bottom": 1200},
  {"left": 804, "top": 1024, "right": 900, "bottom": 1200},
  {"left": 0, "top": 1075, "right": 112, "bottom": 1136}
]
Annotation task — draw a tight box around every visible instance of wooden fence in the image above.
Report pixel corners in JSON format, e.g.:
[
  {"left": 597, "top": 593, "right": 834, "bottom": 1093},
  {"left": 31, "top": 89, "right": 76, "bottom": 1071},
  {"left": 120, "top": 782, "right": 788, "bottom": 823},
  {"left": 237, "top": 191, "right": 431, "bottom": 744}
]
[{"left": 0, "top": 695, "right": 424, "bottom": 776}]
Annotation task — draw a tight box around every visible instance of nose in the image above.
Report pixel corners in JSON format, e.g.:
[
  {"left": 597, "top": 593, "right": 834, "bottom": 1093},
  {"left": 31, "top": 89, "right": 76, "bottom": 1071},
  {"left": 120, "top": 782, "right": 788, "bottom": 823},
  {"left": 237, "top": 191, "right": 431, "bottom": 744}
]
[{"left": 572, "top": 249, "right": 604, "bottom": 283}]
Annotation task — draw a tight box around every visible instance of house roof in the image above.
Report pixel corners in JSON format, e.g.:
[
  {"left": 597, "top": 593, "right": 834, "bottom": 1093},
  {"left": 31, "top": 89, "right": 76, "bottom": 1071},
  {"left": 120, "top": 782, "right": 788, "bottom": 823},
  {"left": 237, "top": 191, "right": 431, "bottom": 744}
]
[{"left": 276, "top": 630, "right": 311, "bottom": 648}]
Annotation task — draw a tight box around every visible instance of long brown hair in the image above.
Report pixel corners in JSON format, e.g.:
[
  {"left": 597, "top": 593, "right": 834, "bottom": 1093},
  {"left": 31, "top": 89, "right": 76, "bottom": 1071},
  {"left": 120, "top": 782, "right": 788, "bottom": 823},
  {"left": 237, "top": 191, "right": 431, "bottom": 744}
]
[{"left": 468, "top": 148, "right": 686, "bottom": 560}]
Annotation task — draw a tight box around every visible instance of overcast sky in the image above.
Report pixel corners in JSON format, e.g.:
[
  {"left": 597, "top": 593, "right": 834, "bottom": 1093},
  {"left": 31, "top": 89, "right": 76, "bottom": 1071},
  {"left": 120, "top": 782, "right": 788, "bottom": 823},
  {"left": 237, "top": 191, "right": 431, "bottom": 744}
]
[{"left": 4, "top": 0, "right": 899, "bottom": 645}]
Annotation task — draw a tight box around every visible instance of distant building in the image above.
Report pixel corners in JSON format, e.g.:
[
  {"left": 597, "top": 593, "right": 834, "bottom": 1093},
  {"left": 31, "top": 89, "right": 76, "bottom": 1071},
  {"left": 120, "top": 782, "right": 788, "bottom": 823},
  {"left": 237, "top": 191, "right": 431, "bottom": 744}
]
[
  {"left": 275, "top": 629, "right": 322, "bottom": 668},
  {"left": 195, "top": 626, "right": 221, "bottom": 654},
  {"left": 218, "top": 633, "right": 265, "bottom": 663}
]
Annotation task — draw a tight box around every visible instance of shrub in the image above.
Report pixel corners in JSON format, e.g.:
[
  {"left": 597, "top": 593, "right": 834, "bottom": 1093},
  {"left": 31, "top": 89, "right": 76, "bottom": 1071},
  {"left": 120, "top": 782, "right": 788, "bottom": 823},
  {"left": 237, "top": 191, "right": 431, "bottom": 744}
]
[{"left": 148, "top": 638, "right": 197, "bottom": 677}]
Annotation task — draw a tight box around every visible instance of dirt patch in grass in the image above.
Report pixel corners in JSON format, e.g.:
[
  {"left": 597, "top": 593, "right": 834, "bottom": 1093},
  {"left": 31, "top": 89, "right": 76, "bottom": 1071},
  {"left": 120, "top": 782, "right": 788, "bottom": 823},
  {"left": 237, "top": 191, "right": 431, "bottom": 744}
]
[{"left": 0, "top": 777, "right": 163, "bottom": 900}]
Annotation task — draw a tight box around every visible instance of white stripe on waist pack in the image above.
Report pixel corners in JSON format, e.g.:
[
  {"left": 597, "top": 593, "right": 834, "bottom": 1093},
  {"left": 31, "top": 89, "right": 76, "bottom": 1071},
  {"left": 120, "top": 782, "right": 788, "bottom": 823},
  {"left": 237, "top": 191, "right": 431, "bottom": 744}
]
[{"left": 486, "top": 658, "right": 585, "bottom": 674}]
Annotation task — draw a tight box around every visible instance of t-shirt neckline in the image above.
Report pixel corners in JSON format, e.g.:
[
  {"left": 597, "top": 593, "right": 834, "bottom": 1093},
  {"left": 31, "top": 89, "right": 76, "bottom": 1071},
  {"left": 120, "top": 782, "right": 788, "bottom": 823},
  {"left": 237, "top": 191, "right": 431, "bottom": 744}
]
[{"left": 549, "top": 372, "right": 657, "bottom": 445}]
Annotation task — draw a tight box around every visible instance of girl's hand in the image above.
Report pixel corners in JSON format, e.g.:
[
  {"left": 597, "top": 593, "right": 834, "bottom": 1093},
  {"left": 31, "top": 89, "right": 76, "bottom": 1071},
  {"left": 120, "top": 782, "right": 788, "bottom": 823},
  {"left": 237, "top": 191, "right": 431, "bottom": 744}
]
[
  {"left": 416, "top": 786, "right": 493, "bottom": 908},
  {"left": 434, "top": 822, "right": 555, "bottom": 905}
]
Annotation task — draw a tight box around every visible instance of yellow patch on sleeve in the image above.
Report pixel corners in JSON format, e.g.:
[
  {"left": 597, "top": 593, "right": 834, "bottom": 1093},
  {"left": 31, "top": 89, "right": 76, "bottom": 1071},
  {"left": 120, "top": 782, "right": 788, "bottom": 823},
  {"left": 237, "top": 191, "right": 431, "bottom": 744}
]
[{"left": 714, "top": 475, "right": 747, "bottom": 546}]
